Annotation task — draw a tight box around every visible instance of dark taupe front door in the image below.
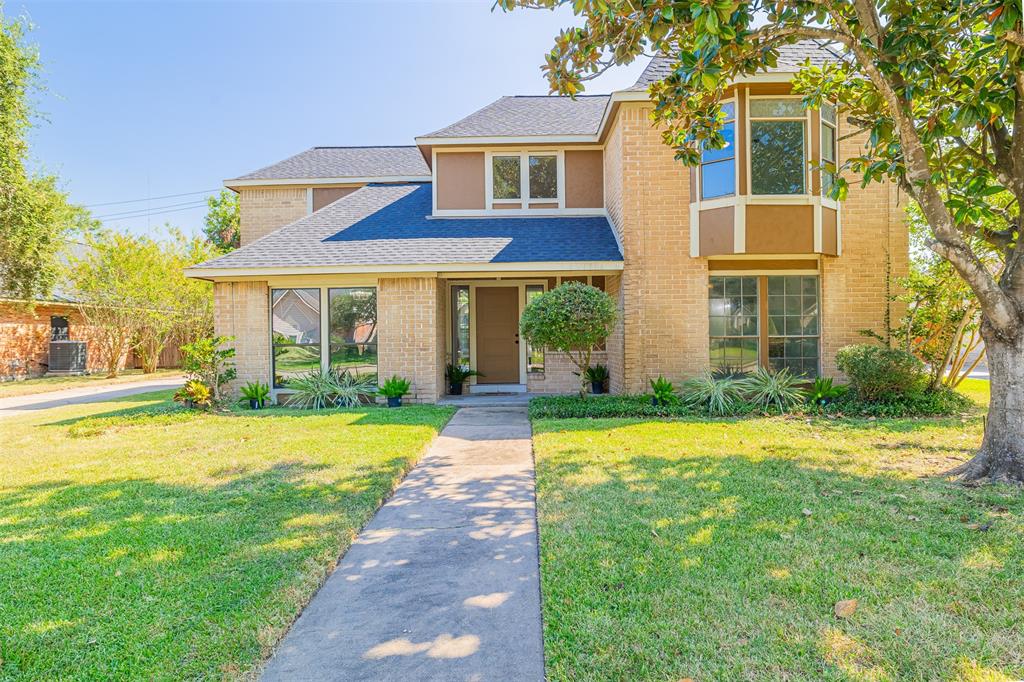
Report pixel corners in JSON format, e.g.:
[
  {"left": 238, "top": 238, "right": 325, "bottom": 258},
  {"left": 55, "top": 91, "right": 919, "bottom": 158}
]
[{"left": 475, "top": 287, "right": 520, "bottom": 384}]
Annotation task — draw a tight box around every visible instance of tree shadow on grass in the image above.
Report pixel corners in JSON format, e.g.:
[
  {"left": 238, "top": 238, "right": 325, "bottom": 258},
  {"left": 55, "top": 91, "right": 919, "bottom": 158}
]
[
  {"left": 534, "top": 443, "right": 1023, "bottom": 681},
  {"left": 0, "top": 458, "right": 413, "bottom": 680}
]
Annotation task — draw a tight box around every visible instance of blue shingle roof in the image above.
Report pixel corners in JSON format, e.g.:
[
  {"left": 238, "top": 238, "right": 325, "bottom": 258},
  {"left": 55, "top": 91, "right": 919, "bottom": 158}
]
[{"left": 192, "top": 183, "right": 622, "bottom": 271}]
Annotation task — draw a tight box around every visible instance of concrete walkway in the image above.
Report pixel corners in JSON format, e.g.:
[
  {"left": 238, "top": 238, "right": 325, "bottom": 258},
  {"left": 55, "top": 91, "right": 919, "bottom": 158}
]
[
  {"left": 261, "top": 407, "right": 544, "bottom": 682},
  {"left": 0, "top": 376, "right": 182, "bottom": 420}
]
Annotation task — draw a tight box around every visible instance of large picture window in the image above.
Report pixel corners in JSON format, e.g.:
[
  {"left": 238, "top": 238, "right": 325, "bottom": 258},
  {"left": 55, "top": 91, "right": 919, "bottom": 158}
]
[
  {"left": 329, "top": 287, "right": 377, "bottom": 380},
  {"left": 701, "top": 101, "right": 736, "bottom": 199},
  {"left": 767, "top": 276, "right": 820, "bottom": 377},
  {"left": 709, "top": 276, "right": 759, "bottom": 374},
  {"left": 750, "top": 98, "right": 807, "bottom": 195},
  {"left": 708, "top": 274, "right": 820, "bottom": 378},
  {"left": 272, "top": 288, "right": 321, "bottom": 388}
]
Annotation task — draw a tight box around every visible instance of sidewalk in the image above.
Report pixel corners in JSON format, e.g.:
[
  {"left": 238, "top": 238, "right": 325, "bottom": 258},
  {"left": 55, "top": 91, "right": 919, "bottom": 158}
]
[{"left": 261, "top": 406, "right": 545, "bottom": 682}]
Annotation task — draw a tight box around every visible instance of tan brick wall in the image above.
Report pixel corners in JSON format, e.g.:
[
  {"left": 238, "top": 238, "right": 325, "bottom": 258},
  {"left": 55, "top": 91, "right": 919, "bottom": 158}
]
[
  {"left": 1, "top": 302, "right": 136, "bottom": 379},
  {"left": 378, "top": 277, "right": 445, "bottom": 403},
  {"left": 238, "top": 187, "right": 308, "bottom": 246},
  {"left": 213, "top": 281, "right": 270, "bottom": 396},
  {"left": 603, "top": 273, "right": 625, "bottom": 393},
  {"left": 527, "top": 350, "right": 608, "bottom": 394},
  {"left": 608, "top": 102, "right": 708, "bottom": 392},
  {"left": 820, "top": 128, "right": 908, "bottom": 377}
]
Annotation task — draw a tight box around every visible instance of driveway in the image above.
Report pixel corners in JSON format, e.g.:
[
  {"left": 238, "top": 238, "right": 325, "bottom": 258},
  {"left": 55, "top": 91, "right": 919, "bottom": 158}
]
[
  {"left": 0, "top": 376, "right": 182, "bottom": 420},
  {"left": 261, "top": 406, "right": 545, "bottom": 682}
]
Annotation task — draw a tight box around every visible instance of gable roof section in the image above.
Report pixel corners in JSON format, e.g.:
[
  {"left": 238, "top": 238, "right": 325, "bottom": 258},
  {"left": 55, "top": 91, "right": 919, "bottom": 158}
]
[
  {"left": 227, "top": 146, "right": 431, "bottom": 184},
  {"left": 189, "top": 183, "right": 622, "bottom": 275},
  {"left": 629, "top": 40, "right": 843, "bottom": 91},
  {"left": 419, "top": 95, "right": 610, "bottom": 140}
]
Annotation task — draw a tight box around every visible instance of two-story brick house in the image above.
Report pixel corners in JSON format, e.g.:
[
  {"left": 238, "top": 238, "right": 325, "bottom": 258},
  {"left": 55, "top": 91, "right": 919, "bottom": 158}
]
[{"left": 186, "top": 41, "right": 908, "bottom": 402}]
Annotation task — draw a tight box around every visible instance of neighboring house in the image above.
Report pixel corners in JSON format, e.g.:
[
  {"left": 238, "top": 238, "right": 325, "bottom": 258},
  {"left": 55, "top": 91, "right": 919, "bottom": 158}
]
[{"left": 187, "top": 42, "right": 908, "bottom": 402}]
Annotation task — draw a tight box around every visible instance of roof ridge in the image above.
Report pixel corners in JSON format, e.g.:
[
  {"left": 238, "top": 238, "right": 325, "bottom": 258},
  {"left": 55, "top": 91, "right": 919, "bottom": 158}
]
[{"left": 311, "top": 145, "right": 418, "bottom": 150}]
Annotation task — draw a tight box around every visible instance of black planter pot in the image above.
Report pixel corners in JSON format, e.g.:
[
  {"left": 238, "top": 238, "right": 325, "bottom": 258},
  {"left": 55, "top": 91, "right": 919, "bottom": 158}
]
[
  {"left": 387, "top": 396, "right": 402, "bottom": 408},
  {"left": 184, "top": 399, "right": 195, "bottom": 409},
  {"left": 449, "top": 382, "right": 463, "bottom": 395},
  {"left": 591, "top": 380, "right": 605, "bottom": 395},
  {"left": 249, "top": 398, "right": 264, "bottom": 410}
]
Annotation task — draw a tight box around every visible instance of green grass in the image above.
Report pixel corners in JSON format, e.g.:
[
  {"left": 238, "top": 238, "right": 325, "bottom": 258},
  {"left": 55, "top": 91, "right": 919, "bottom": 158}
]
[
  {"left": 0, "top": 369, "right": 182, "bottom": 399},
  {"left": 532, "top": 382, "right": 1022, "bottom": 681},
  {"left": 0, "top": 392, "right": 454, "bottom": 679}
]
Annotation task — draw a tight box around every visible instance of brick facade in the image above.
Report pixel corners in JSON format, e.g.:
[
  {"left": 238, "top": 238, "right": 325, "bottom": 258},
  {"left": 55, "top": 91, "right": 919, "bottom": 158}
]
[
  {"left": 377, "top": 277, "right": 446, "bottom": 403},
  {"left": 238, "top": 187, "right": 308, "bottom": 246},
  {"left": 213, "top": 281, "right": 270, "bottom": 393}
]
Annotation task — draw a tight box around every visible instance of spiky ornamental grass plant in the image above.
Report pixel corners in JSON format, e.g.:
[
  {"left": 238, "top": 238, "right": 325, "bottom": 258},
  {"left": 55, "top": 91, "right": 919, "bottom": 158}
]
[
  {"left": 738, "top": 367, "right": 806, "bottom": 413},
  {"left": 681, "top": 370, "right": 744, "bottom": 417}
]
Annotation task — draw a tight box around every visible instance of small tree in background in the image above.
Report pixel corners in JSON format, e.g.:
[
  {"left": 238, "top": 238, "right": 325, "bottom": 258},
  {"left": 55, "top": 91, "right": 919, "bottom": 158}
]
[
  {"left": 520, "top": 282, "right": 616, "bottom": 396},
  {"left": 180, "top": 335, "right": 236, "bottom": 404},
  {"left": 202, "top": 189, "right": 239, "bottom": 252}
]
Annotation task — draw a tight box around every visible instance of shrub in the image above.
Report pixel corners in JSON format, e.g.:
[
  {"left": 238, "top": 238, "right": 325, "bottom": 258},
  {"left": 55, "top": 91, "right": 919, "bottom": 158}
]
[
  {"left": 180, "top": 335, "right": 236, "bottom": 403},
  {"left": 649, "top": 375, "right": 679, "bottom": 405},
  {"left": 173, "top": 379, "right": 211, "bottom": 408},
  {"left": 286, "top": 369, "right": 376, "bottom": 409},
  {"left": 681, "top": 370, "right": 745, "bottom": 416},
  {"left": 239, "top": 381, "right": 269, "bottom": 406},
  {"left": 825, "top": 386, "right": 974, "bottom": 418},
  {"left": 334, "top": 370, "right": 377, "bottom": 407},
  {"left": 803, "top": 376, "right": 848, "bottom": 406},
  {"left": 529, "top": 394, "right": 700, "bottom": 420},
  {"left": 379, "top": 375, "right": 412, "bottom": 399},
  {"left": 445, "top": 364, "right": 483, "bottom": 385},
  {"left": 738, "top": 367, "right": 805, "bottom": 412},
  {"left": 584, "top": 364, "right": 609, "bottom": 383},
  {"left": 835, "top": 344, "right": 926, "bottom": 401},
  {"left": 520, "top": 282, "right": 616, "bottom": 396}
]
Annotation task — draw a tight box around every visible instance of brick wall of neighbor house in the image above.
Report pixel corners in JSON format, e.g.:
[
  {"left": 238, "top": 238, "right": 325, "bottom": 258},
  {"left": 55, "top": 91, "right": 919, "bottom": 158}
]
[
  {"left": 213, "top": 281, "right": 270, "bottom": 394},
  {"left": 238, "top": 187, "right": 308, "bottom": 246},
  {"left": 820, "top": 127, "right": 909, "bottom": 377},
  {"left": 0, "top": 302, "right": 130, "bottom": 379},
  {"left": 378, "top": 277, "right": 445, "bottom": 403},
  {"left": 606, "top": 102, "right": 707, "bottom": 393}
]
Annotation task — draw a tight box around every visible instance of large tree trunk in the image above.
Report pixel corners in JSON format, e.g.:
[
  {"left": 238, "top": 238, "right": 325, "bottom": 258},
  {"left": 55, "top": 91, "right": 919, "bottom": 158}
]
[{"left": 952, "top": 327, "right": 1024, "bottom": 484}]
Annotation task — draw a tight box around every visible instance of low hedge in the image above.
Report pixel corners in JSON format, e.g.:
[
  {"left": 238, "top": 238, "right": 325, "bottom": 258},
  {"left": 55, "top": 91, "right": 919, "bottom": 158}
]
[{"left": 529, "top": 387, "right": 975, "bottom": 420}]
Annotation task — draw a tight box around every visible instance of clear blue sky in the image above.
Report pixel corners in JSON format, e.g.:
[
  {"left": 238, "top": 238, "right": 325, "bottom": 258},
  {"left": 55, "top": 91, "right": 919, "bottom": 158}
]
[{"left": 12, "top": 0, "right": 648, "bottom": 237}]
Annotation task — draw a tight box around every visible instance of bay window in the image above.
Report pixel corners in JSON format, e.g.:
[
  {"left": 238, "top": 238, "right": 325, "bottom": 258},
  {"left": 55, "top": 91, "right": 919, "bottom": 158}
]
[
  {"left": 272, "top": 288, "right": 321, "bottom": 388},
  {"left": 749, "top": 98, "right": 807, "bottom": 195},
  {"left": 700, "top": 101, "right": 736, "bottom": 199},
  {"left": 821, "top": 102, "right": 838, "bottom": 196},
  {"left": 709, "top": 275, "right": 820, "bottom": 378}
]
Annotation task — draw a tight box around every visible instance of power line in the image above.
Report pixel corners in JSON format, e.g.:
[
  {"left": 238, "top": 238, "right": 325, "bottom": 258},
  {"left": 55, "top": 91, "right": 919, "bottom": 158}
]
[
  {"left": 86, "top": 188, "right": 220, "bottom": 208},
  {"left": 97, "top": 201, "right": 210, "bottom": 221}
]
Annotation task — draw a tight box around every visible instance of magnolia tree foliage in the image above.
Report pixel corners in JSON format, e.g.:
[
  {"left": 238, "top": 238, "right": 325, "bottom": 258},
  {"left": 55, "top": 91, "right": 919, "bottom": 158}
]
[
  {"left": 0, "top": 9, "right": 95, "bottom": 302},
  {"left": 69, "top": 229, "right": 217, "bottom": 377},
  {"left": 519, "top": 281, "right": 616, "bottom": 396},
  {"left": 501, "top": 0, "right": 1024, "bottom": 483}
]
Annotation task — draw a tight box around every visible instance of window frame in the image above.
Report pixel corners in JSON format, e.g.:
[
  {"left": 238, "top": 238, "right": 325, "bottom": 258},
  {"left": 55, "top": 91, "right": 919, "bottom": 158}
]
[
  {"left": 707, "top": 272, "right": 822, "bottom": 378},
  {"left": 327, "top": 286, "right": 378, "bottom": 380},
  {"left": 746, "top": 94, "right": 811, "bottom": 198},
  {"left": 271, "top": 287, "right": 323, "bottom": 389},
  {"left": 820, "top": 101, "right": 838, "bottom": 201},
  {"left": 485, "top": 150, "right": 565, "bottom": 211},
  {"left": 698, "top": 98, "right": 738, "bottom": 201}
]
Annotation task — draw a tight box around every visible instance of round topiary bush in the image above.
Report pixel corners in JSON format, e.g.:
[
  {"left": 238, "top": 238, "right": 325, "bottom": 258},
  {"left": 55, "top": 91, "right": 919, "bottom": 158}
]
[
  {"left": 835, "top": 343, "right": 926, "bottom": 401},
  {"left": 519, "top": 281, "right": 616, "bottom": 396}
]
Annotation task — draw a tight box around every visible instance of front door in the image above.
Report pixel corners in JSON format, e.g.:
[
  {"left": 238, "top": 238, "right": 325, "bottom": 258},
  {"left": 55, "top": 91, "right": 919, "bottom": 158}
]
[{"left": 475, "top": 287, "right": 520, "bottom": 384}]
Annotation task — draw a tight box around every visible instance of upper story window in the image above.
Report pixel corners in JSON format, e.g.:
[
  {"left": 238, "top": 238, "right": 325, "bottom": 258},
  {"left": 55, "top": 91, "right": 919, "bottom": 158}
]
[
  {"left": 821, "top": 102, "right": 837, "bottom": 196},
  {"left": 489, "top": 152, "right": 561, "bottom": 207},
  {"left": 700, "top": 101, "right": 736, "bottom": 200},
  {"left": 749, "top": 98, "right": 806, "bottom": 195}
]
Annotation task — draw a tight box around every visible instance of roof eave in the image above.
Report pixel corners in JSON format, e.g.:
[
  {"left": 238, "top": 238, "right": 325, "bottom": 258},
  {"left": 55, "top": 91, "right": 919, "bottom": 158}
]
[
  {"left": 413, "top": 134, "right": 599, "bottom": 147},
  {"left": 185, "top": 259, "right": 624, "bottom": 280},
  {"left": 224, "top": 175, "right": 433, "bottom": 189}
]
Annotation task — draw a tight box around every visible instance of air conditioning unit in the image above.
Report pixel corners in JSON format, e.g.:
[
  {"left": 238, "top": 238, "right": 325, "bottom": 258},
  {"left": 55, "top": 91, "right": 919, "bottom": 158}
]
[{"left": 48, "top": 341, "right": 87, "bottom": 375}]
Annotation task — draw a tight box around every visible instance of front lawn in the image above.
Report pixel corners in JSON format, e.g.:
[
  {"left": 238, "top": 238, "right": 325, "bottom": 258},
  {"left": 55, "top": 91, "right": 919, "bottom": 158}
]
[
  {"left": 0, "top": 368, "right": 182, "bottom": 399},
  {"left": 533, "top": 385, "right": 1022, "bottom": 680},
  {"left": 0, "top": 392, "right": 453, "bottom": 679}
]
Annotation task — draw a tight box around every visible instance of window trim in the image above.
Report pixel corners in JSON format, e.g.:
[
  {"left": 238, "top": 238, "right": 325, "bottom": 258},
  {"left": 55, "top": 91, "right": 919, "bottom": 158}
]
[
  {"left": 697, "top": 97, "right": 738, "bottom": 201},
  {"left": 819, "top": 101, "right": 839, "bottom": 206},
  {"left": 483, "top": 149, "right": 565, "bottom": 211},
  {"left": 746, "top": 94, "right": 811, "bottom": 198}
]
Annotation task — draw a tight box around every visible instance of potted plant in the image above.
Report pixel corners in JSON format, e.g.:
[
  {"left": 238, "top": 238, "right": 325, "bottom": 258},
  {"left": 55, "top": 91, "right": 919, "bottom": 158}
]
[
  {"left": 379, "top": 375, "right": 412, "bottom": 407},
  {"left": 445, "top": 363, "right": 483, "bottom": 395},
  {"left": 173, "top": 379, "right": 212, "bottom": 409},
  {"left": 584, "top": 364, "right": 609, "bottom": 394},
  {"left": 240, "top": 381, "right": 270, "bottom": 410}
]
